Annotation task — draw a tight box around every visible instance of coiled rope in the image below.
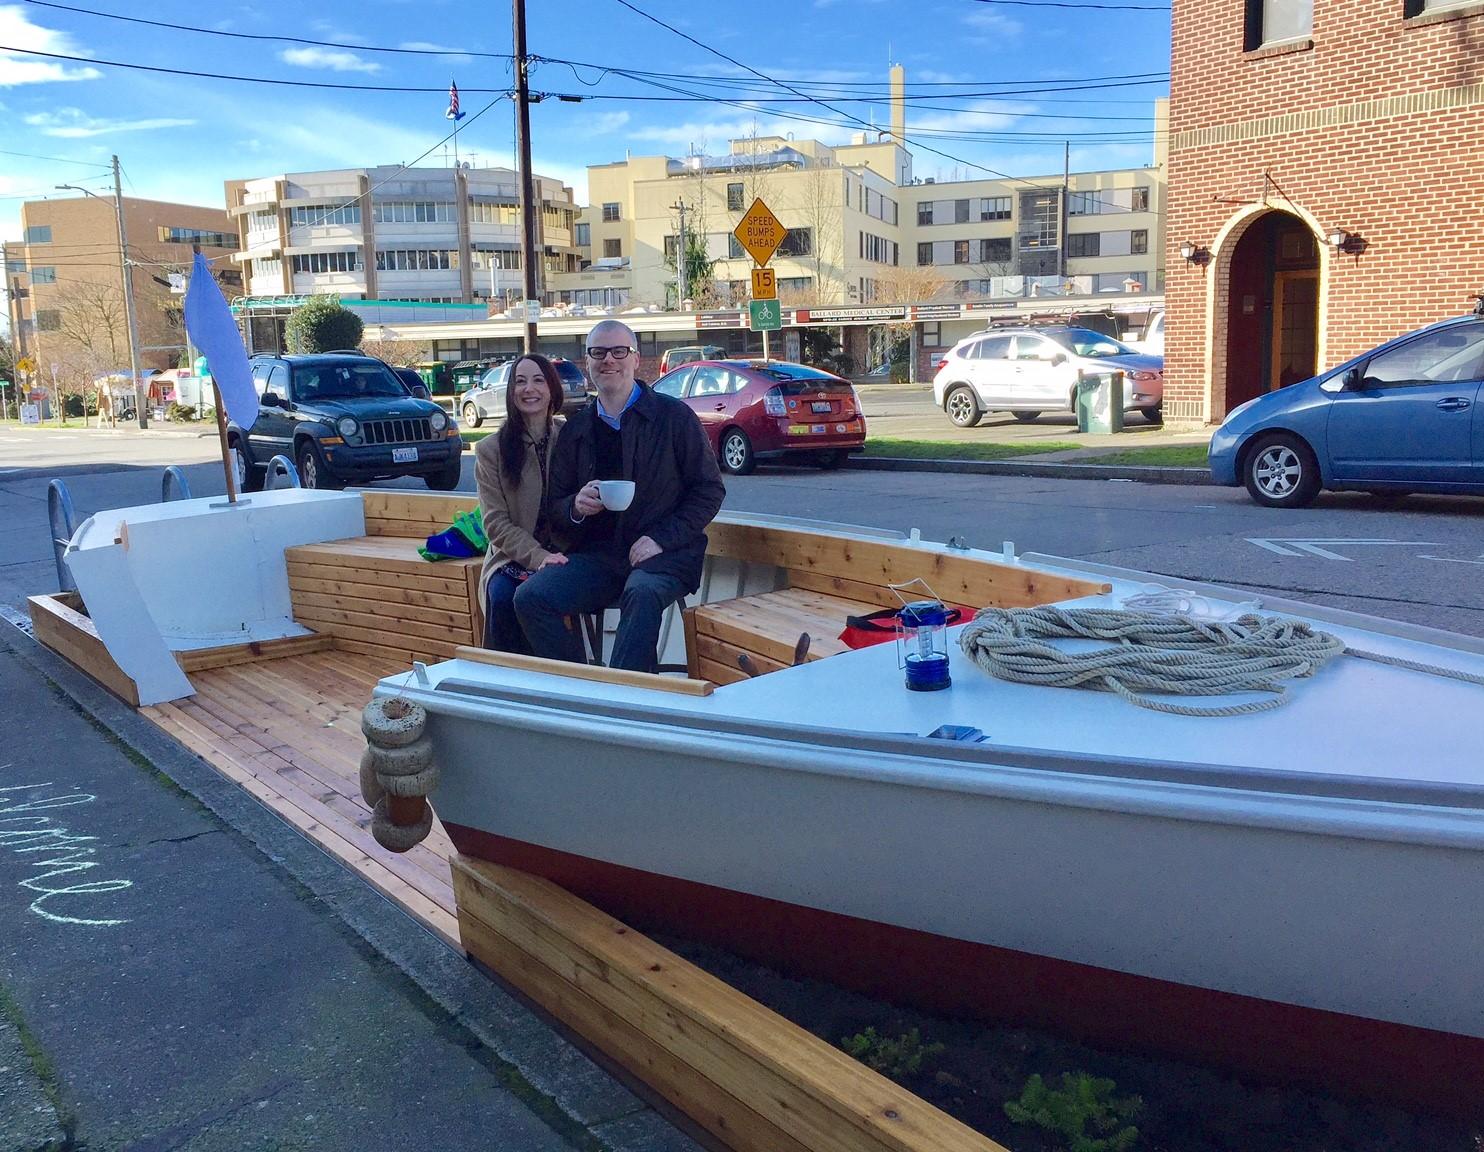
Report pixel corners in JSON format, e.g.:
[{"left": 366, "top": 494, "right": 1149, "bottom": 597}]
[{"left": 958, "top": 606, "right": 1484, "bottom": 717}]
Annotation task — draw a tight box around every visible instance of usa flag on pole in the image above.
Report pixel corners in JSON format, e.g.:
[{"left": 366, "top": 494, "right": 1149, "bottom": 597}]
[{"left": 446, "top": 80, "right": 465, "bottom": 121}]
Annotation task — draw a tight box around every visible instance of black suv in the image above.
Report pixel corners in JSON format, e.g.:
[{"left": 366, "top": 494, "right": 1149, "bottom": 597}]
[{"left": 230, "top": 353, "right": 465, "bottom": 491}]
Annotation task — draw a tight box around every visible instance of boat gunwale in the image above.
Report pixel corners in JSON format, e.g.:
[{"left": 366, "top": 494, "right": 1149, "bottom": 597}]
[{"left": 384, "top": 675, "right": 1484, "bottom": 849}]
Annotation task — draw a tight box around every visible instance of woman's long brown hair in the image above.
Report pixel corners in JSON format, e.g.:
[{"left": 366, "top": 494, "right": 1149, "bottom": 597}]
[{"left": 496, "top": 354, "right": 563, "bottom": 488}]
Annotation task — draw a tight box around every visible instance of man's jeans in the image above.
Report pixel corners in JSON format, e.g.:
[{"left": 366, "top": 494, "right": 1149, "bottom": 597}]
[{"left": 513, "top": 552, "right": 686, "bottom": 673}]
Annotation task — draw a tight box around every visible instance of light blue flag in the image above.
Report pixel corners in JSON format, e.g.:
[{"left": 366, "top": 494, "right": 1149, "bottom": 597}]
[{"left": 183, "top": 251, "right": 255, "bottom": 431}]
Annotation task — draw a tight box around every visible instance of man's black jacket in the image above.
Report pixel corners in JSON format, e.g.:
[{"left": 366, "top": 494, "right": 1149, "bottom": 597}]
[{"left": 547, "top": 383, "right": 726, "bottom": 591}]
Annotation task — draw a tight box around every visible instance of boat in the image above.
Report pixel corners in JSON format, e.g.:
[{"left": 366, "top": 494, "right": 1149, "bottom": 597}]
[{"left": 31, "top": 486, "right": 1484, "bottom": 1119}]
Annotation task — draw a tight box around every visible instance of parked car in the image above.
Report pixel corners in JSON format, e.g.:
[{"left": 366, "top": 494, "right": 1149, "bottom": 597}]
[
  {"left": 1208, "top": 312, "right": 1484, "bottom": 508},
  {"left": 658, "top": 345, "right": 726, "bottom": 374},
  {"left": 230, "top": 353, "right": 464, "bottom": 491},
  {"left": 459, "top": 357, "right": 590, "bottom": 427},
  {"left": 651, "top": 359, "right": 866, "bottom": 475},
  {"left": 450, "top": 357, "right": 507, "bottom": 396},
  {"left": 1128, "top": 309, "right": 1165, "bottom": 356},
  {"left": 931, "top": 325, "right": 1164, "bottom": 427}
]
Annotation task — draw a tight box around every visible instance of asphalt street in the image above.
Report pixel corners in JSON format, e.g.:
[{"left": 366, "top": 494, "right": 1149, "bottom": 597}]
[{"left": 2, "top": 423, "right": 1481, "bottom": 636}]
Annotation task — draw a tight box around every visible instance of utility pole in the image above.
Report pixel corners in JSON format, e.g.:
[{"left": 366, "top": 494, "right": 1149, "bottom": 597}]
[
  {"left": 1059, "top": 141, "right": 1070, "bottom": 282},
  {"left": 672, "top": 199, "right": 688, "bottom": 310},
  {"left": 513, "top": 0, "right": 539, "bottom": 353},
  {"left": 112, "top": 155, "right": 147, "bottom": 428}
]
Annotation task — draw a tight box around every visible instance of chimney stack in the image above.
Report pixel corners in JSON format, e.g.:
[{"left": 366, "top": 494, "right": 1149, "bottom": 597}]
[{"left": 890, "top": 64, "right": 906, "bottom": 145}]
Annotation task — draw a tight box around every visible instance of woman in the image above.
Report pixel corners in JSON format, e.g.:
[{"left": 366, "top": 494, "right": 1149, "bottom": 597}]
[{"left": 474, "top": 354, "right": 569, "bottom": 652}]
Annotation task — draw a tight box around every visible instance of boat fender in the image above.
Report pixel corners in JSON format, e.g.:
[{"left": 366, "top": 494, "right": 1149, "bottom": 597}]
[
  {"left": 361, "top": 698, "right": 427, "bottom": 748},
  {"left": 364, "top": 736, "right": 434, "bottom": 778},
  {"left": 378, "top": 762, "right": 441, "bottom": 799},
  {"left": 371, "top": 797, "right": 434, "bottom": 853},
  {"left": 358, "top": 754, "right": 386, "bottom": 807}
]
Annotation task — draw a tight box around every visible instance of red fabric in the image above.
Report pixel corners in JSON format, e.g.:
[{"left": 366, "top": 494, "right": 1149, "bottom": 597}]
[{"left": 838, "top": 604, "right": 975, "bottom": 650}]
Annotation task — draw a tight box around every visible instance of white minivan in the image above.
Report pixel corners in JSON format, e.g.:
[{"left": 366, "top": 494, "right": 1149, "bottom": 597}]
[{"left": 930, "top": 325, "right": 1164, "bottom": 426}]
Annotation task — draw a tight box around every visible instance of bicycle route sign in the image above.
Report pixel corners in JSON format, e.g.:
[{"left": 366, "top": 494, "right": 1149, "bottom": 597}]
[{"left": 748, "top": 300, "right": 782, "bottom": 332}]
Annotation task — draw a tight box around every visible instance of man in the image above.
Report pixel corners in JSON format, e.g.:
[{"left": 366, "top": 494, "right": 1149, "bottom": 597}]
[{"left": 513, "top": 320, "right": 725, "bottom": 672}]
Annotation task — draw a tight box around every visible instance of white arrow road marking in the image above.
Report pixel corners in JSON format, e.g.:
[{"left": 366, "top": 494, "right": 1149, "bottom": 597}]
[
  {"left": 1246, "top": 538, "right": 1445, "bottom": 561},
  {"left": 1417, "top": 554, "right": 1484, "bottom": 566}
]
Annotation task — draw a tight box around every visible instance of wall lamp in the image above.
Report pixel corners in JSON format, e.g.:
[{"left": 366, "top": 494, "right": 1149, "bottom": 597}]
[
  {"left": 1179, "top": 241, "right": 1212, "bottom": 267},
  {"left": 1326, "top": 227, "right": 1367, "bottom": 256}
]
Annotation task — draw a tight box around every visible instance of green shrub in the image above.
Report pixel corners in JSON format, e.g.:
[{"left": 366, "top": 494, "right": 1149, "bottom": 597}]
[
  {"left": 166, "top": 402, "right": 198, "bottom": 422},
  {"left": 1004, "top": 1072, "right": 1141, "bottom": 1152},
  {"left": 285, "top": 295, "right": 364, "bottom": 354},
  {"left": 838, "top": 1027, "right": 945, "bottom": 1079}
]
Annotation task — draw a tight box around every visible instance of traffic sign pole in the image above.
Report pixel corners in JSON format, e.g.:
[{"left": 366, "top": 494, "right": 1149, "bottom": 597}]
[{"left": 733, "top": 199, "right": 787, "bottom": 360}]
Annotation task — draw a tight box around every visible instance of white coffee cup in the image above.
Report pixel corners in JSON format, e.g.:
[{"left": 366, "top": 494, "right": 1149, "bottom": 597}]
[{"left": 596, "top": 479, "right": 635, "bottom": 511}]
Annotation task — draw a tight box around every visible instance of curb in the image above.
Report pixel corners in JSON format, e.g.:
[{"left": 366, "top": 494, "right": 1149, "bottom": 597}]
[
  {"left": 0, "top": 1010, "right": 65, "bottom": 1152},
  {"left": 848, "top": 455, "right": 1214, "bottom": 485},
  {"left": 0, "top": 613, "right": 701, "bottom": 1152}
]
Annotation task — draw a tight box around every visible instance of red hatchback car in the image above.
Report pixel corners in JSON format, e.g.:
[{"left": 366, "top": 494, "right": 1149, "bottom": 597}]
[{"left": 650, "top": 360, "right": 867, "bottom": 475}]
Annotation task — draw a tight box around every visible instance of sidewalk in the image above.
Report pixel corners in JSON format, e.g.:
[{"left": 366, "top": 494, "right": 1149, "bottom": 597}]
[{"left": 0, "top": 620, "right": 697, "bottom": 1152}]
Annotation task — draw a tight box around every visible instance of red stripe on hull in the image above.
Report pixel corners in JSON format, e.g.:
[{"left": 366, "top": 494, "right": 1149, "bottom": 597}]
[{"left": 445, "top": 822, "right": 1484, "bottom": 1121}]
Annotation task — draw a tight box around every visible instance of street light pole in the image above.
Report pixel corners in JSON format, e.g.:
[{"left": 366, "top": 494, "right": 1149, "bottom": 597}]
[{"left": 57, "top": 158, "right": 147, "bottom": 428}]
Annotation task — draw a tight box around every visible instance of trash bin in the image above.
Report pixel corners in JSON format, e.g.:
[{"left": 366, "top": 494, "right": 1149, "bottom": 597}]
[{"left": 1075, "top": 370, "right": 1125, "bottom": 435}]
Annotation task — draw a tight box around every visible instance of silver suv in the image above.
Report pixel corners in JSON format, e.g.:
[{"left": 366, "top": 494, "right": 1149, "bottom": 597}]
[{"left": 931, "top": 325, "right": 1164, "bottom": 426}]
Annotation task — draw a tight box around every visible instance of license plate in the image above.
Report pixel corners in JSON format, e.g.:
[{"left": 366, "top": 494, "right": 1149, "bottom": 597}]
[
  {"left": 787, "top": 425, "right": 810, "bottom": 435},
  {"left": 810, "top": 424, "right": 826, "bottom": 434},
  {"left": 811, "top": 401, "right": 832, "bottom": 414},
  {"left": 392, "top": 447, "right": 419, "bottom": 463}
]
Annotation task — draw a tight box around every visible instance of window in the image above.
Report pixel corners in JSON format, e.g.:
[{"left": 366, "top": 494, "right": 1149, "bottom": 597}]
[
  {"left": 293, "top": 251, "right": 361, "bottom": 274},
  {"left": 1360, "top": 324, "right": 1484, "bottom": 388},
  {"left": 1131, "top": 229, "right": 1148, "bottom": 255},
  {"left": 603, "top": 238, "right": 622, "bottom": 258},
  {"left": 861, "top": 233, "right": 896, "bottom": 265},
  {"left": 973, "top": 336, "right": 1012, "bottom": 360},
  {"left": 1013, "top": 336, "right": 1058, "bottom": 361},
  {"left": 468, "top": 200, "right": 519, "bottom": 225},
  {"left": 24, "top": 226, "right": 52, "bottom": 244},
  {"left": 159, "top": 226, "right": 236, "bottom": 246},
  {"left": 917, "top": 242, "right": 934, "bottom": 266},
  {"left": 917, "top": 202, "right": 933, "bottom": 227},
  {"left": 601, "top": 202, "right": 621, "bottom": 222},
  {"left": 979, "top": 238, "right": 1012, "bottom": 264},
  {"left": 373, "top": 201, "right": 455, "bottom": 224},
  {"left": 777, "top": 228, "right": 812, "bottom": 257},
  {"left": 1067, "top": 192, "right": 1098, "bottom": 216},
  {"left": 289, "top": 203, "right": 361, "bottom": 227},
  {"left": 30, "top": 266, "right": 56, "bottom": 285},
  {"left": 265, "top": 365, "right": 288, "bottom": 402},
  {"left": 1067, "top": 233, "right": 1101, "bottom": 258},
  {"left": 980, "top": 197, "right": 1011, "bottom": 221},
  {"left": 374, "top": 249, "right": 456, "bottom": 271},
  {"left": 653, "top": 367, "right": 693, "bottom": 398},
  {"left": 689, "top": 366, "right": 736, "bottom": 398},
  {"left": 954, "top": 199, "right": 971, "bottom": 223},
  {"left": 953, "top": 240, "right": 970, "bottom": 264},
  {"left": 574, "top": 222, "right": 590, "bottom": 246},
  {"left": 1131, "top": 187, "right": 1149, "bottom": 212},
  {"left": 247, "top": 210, "right": 277, "bottom": 234},
  {"left": 1018, "top": 189, "right": 1060, "bottom": 251},
  {"left": 253, "top": 257, "right": 283, "bottom": 278},
  {"left": 1244, "top": 0, "right": 1311, "bottom": 47},
  {"left": 726, "top": 183, "right": 744, "bottom": 211},
  {"left": 35, "top": 309, "right": 62, "bottom": 331}
]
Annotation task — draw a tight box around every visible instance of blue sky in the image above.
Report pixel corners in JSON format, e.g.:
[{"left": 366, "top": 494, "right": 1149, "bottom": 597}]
[{"left": 0, "top": 0, "right": 1170, "bottom": 243}]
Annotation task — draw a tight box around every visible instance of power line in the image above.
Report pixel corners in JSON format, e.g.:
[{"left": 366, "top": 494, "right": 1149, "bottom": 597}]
[
  {"left": 970, "top": 0, "right": 1169, "bottom": 8},
  {"left": 0, "top": 148, "right": 113, "bottom": 169},
  {"left": 22, "top": 0, "right": 513, "bottom": 58}
]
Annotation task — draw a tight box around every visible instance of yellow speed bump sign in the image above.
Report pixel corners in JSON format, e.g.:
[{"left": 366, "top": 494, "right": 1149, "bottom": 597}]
[
  {"left": 733, "top": 198, "right": 785, "bottom": 266},
  {"left": 750, "top": 267, "right": 777, "bottom": 300}
]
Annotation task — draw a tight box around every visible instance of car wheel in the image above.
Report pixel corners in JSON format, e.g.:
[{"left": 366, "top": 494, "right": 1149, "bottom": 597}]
[
  {"left": 1011, "top": 410, "right": 1041, "bottom": 423},
  {"left": 813, "top": 449, "right": 849, "bottom": 470},
  {"left": 945, "top": 386, "right": 982, "bottom": 428},
  {"left": 462, "top": 402, "right": 482, "bottom": 428},
  {"left": 425, "top": 460, "right": 463, "bottom": 491},
  {"left": 1142, "top": 406, "right": 1163, "bottom": 424},
  {"left": 1243, "top": 433, "right": 1320, "bottom": 508},
  {"left": 297, "top": 441, "right": 343, "bottom": 491},
  {"left": 231, "top": 439, "right": 264, "bottom": 493},
  {"left": 718, "top": 428, "right": 756, "bottom": 475}
]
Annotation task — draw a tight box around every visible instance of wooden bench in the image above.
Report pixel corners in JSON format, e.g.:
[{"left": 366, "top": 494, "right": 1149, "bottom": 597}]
[{"left": 690, "top": 588, "right": 877, "bottom": 685}]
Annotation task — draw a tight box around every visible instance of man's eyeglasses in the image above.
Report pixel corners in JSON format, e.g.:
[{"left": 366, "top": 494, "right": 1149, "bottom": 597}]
[{"left": 586, "top": 346, "right": 635, "bottom": 360}]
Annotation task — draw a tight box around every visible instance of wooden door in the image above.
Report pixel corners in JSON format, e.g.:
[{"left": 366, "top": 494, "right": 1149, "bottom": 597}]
[{"left": 1270, "top": 273, "right": 1319, "bottom": 390}]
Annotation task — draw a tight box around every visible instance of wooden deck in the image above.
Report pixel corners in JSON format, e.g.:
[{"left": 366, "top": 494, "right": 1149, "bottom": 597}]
[{"left": 141, "top": 649, "right": 461, "bottom": 945}]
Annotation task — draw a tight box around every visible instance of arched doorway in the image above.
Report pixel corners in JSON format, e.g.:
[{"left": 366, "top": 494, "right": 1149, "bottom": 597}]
[{"left": 1222, "top": 211, "right": 1320, "bottom": 411}]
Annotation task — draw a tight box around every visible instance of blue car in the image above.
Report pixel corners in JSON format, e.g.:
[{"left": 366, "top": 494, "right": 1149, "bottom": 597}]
[{"left": 1208, "top": 311, "right": 1484, "bottom": 507}]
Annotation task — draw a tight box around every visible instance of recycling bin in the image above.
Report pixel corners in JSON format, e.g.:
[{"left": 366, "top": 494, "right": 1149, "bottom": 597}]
[{"left": 1075, "top": 370, "right": 1125, "bottom": 435}]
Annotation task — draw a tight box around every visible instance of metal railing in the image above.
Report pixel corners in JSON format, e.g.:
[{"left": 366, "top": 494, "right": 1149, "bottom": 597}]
[
  {"left": 161, "top": 466, "right": 193, "bottom": 503},
  {"left": 47, "top": 479, "right": 78, "bottom": 593},
  {"left": 263, "top": 454, "right": 301, "bottom": 490}
]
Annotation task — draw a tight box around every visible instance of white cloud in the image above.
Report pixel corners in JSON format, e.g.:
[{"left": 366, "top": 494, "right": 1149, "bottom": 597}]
[
  {"left": 962, "top": 9, "right": 1025, "bottom": 36},
  {"left": 24, "top": 107, "right": 196, "bottom": 138},
  {"left": 0, "top": 5, "right": 102, "bottom": 86},
  {"left": 278, "top": 47, "right": 381, "bottom": 73},
  {"left": 908, "top": 99, "right": 1030, "bottom": 134}
]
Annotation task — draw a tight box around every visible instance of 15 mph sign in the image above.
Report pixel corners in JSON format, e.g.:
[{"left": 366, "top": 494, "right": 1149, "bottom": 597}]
[{"left": 733, "top": 199, "right": 785, "bottom": 266}]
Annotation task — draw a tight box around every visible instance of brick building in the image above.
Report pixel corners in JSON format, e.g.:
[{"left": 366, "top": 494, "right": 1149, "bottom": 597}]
[{"left": 1163, "top": 0, "right": 1484, "bottom": 424}]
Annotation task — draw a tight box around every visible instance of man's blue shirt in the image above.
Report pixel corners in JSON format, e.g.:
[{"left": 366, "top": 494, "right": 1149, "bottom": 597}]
[{"left": 595, "top": 382, "right": 641, "bottom": 430}]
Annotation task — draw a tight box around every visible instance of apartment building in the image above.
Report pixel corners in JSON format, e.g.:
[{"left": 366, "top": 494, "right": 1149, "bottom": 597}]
[
  {"left": 4, "top": 195, "right": 238, "bottom": 377},
  {"left": 1164, "top": 0, "right": 1484, "bottom": 423},
  {"left": 223, "top": 165, "right": 581, "bottom": 307},
  {"left": 552, "top": 95, "right": 1166, "bottom": 312}
]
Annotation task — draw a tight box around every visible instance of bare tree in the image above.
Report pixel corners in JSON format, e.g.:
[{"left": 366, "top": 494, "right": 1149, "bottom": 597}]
[
  {"left": 872, "top": 263, "right": 952, "bottom": 307},
  {"left": 785, "top": 165, "right": 845, "bottom": 305},
  {"left": 359, "top": 338, "right": 432, "bottom": 366}
]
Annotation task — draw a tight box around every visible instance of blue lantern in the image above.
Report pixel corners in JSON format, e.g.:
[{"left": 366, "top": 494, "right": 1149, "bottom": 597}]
[{"left": 897, "top": 599, "right": 952, "bottom": 691}]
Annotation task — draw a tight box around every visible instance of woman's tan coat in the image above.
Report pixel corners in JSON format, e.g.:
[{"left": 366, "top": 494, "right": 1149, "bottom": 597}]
[{"left": 474, "top": 416, "right": 564, "bottom": 602}]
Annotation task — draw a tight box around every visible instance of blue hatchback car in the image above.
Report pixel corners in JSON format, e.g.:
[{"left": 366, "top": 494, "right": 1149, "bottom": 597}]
[{"left": 1208, "top": 311, "right": 1484, "bottom": 507}]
